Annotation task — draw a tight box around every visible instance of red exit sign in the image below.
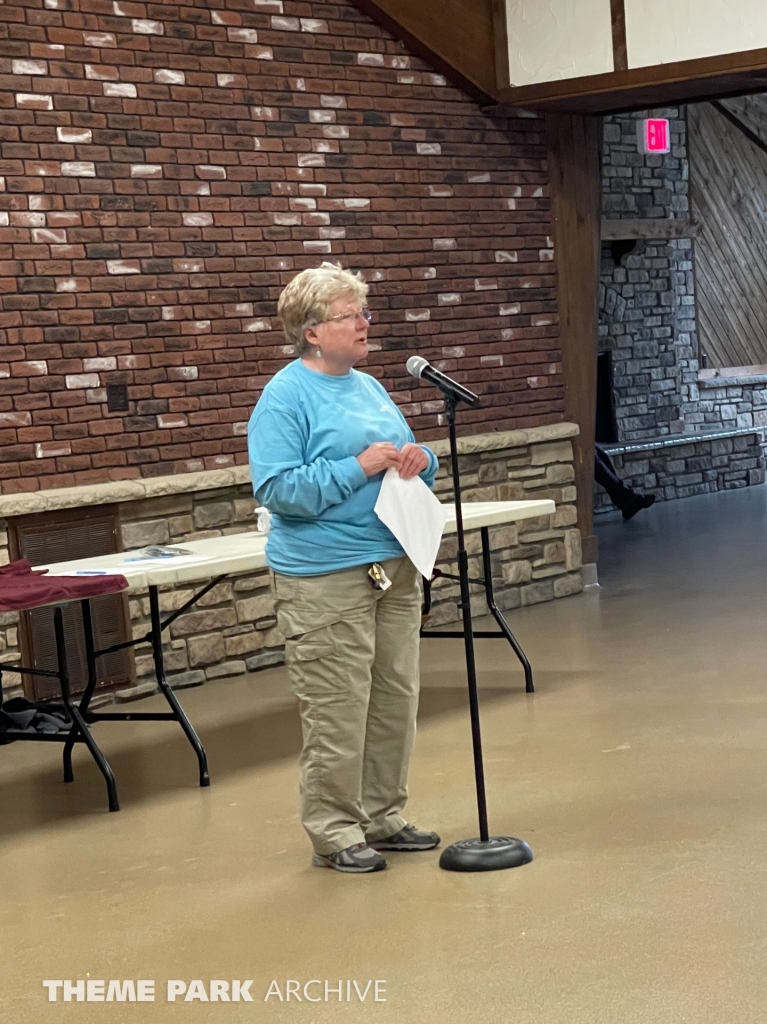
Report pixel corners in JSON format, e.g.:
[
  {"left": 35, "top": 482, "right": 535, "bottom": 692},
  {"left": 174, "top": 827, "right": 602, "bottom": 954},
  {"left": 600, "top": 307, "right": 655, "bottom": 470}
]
[{"left": 637, "top": 118, "right": 671, "bottom": 154}]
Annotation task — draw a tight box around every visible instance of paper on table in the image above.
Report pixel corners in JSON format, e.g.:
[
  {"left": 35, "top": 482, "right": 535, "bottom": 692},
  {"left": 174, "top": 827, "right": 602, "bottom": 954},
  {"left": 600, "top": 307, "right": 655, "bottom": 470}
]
[{"left": 374, "top": 467, "right": 447, "bottom": 579}]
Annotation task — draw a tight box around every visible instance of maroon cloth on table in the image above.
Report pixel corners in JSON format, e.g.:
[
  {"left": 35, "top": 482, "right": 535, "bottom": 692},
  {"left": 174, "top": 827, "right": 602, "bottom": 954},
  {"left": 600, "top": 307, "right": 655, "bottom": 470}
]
[{"left": 0, "top": 559, "right": 128, "bottom": 612}]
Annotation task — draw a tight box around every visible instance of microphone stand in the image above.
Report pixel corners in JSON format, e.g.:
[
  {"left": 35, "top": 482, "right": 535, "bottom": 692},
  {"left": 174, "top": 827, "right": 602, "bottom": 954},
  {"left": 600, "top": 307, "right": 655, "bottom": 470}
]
[{"left": 436, "top": 392, "right": 533, "bottom": 872}]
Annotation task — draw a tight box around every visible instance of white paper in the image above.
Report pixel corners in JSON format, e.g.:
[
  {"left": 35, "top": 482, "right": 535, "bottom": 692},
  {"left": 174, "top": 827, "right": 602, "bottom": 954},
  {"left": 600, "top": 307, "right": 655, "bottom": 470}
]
[{"left": 374, "top": 468, "right": 447, "bottom": 579}]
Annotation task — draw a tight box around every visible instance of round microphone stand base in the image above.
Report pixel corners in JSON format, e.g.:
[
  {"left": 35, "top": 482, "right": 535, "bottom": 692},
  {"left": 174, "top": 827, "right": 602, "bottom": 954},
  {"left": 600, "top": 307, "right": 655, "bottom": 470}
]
[{"left": 439, "top": 836, "right": 534, "bottom": 873}]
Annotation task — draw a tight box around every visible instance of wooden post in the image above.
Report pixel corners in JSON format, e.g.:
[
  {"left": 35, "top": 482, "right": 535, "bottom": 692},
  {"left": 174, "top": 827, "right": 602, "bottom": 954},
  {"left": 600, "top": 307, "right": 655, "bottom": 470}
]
[{"left": 546, "top": 113, "right": 602, "bottom": 567}]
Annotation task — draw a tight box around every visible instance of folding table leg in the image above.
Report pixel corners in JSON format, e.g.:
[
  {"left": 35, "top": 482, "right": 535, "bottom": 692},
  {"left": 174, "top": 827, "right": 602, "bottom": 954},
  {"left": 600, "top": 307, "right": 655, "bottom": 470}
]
[
  {"left": 63, "top": 599, "right": 99, "bottom": 784},
  {"left": 480, "top": 527, "right": 535, "bottom": 693},
  {"left": 148, "top": 586, "right": 210, "bottom": 788},
  {"left": 54, "top": 607, "right": 120, "bottom": 811}
]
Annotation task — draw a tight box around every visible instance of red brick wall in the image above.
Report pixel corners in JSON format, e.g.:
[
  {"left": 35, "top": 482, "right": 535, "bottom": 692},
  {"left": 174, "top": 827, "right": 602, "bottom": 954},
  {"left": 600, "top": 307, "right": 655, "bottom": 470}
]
[{"left": 0, "top": 0, "right": 563, "bottom": 494}]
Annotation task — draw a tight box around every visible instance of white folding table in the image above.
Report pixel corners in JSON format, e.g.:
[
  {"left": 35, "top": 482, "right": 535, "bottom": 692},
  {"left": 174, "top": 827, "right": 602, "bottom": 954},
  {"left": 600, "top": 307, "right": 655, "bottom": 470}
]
[{"left": 39, "top": 498, "right": 554, "bottom": 810}]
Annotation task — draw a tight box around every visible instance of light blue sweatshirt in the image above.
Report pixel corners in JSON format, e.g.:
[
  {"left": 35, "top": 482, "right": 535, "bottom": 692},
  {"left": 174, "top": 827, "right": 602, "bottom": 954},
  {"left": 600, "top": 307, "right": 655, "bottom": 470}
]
[{"left": 248, "top": 359, "right": 438, "bottom": 576}]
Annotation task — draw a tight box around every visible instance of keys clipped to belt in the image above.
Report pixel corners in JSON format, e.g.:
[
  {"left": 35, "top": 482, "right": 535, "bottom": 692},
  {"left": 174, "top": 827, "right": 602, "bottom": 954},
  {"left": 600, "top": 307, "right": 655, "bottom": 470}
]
[{"left": 368, "top": 563, "right": 392, "bottom": 591}]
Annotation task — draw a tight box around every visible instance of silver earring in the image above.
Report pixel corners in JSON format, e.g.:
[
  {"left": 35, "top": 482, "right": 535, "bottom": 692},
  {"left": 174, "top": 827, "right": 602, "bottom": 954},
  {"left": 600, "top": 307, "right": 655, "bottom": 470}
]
[{"left": 316, "top": 348, "right": 322, "bottom": 358}]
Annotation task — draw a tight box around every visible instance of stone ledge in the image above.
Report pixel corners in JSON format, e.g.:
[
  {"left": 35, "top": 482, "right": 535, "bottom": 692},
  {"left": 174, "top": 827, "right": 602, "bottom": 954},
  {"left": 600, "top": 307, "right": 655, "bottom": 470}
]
[
  {"left": 0, "top": 466, "right": 251, "bottom": 519},
  {"left": 0, "top": 423, "right": 580, "bottom": 519},
  {"left": 426, "top": 422, "right": 579, "bottom": 458},
  {"left": 698, "top": 371, "right": 767, "bottom": 388},
  {"left": 604, "top": 426, "right": 763, "bottom": 456}
]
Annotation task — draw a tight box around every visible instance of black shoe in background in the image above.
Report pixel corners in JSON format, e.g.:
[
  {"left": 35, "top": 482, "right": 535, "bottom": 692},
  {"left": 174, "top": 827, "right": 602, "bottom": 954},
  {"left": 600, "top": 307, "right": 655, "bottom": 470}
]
[{"left": 622, "top": 494, "right": 656, "bottom": 521}]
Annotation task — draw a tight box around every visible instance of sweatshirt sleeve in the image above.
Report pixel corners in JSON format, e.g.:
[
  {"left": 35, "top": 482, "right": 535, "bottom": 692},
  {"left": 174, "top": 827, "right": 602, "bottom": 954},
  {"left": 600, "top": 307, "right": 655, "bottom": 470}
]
[
  {"left": 364, "top": 371, "right": 439, "bottom": 488},
  {"left": 248, "top": 398, "right": 368, "bottom": 518},
  {"left": 418, "top": 444, "right": 439, "bottom": 487}
]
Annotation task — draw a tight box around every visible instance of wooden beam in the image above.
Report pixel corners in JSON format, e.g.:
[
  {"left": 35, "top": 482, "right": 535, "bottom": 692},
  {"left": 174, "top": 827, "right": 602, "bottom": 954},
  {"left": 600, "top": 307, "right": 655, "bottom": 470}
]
[
  {"left": 351, "top": 2, "right": 767, "bottom": 119},
  {"left": 490, "top": 0, "right": 510, "bottom": 92},
  {"left": 711, "top": 99, "right": 767, "bottom": 160},
  {"left": 547, "top": 114, "right": 602, "bottom": 566},
  {"left": 610, "top": 0, "right": 628, "bottom": 73},
  {"left": 601, "top": 218, "right": 699, "bottom": 240},
  {"left": 498, "top": 47, "right": 767, "bottom": 114},
  {"left": 349, "top": 0, "right": 496, "bottom": 104}
]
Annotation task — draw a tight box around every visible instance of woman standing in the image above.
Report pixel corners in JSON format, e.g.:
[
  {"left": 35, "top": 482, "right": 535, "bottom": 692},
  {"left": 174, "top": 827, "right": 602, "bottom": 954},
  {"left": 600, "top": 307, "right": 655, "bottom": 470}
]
[{"left": 248, "top": 263, "right": 440, "bottom": 874}]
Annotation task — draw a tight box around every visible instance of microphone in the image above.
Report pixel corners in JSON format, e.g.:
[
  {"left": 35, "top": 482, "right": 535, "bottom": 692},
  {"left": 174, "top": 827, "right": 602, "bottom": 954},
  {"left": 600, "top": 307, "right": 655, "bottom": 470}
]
[{"left": 406, "top": 355, "right": 480, "bottom": 408}]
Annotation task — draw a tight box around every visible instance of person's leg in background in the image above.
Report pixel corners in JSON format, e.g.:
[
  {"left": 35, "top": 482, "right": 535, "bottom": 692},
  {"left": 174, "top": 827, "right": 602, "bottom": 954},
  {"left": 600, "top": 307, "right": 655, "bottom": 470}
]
[{"left": 595, "top": 443, "right": 655, "bottom": 520}]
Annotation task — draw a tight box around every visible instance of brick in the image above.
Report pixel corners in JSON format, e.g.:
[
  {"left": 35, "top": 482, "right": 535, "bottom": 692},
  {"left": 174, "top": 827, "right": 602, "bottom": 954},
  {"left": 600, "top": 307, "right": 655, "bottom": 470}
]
[
  {"left": 16, "top": 95, "right": 53, "bottom": 111},
  {"left": 13, "top": 61, "right": 48, "bottom": 76},
  {"left": 35, "top": 441, "right": 71, "bottom": 459},
  {"left": 13, "top": 361, "right": 48, "bottom": 375},
  {"left": 107, "top": 260, "right": 140, "bottom": 275},
  {"left": 196, "top": 166, "right": 226, "bottom": 179},
  {"left": 103, "top": 83, "right": 137, "bottom": 98},
  {"left": 32, "top": 229, "right": 66, "bottom": 244},
  {"left": 85, "top": 64, "right": 118, "bottom": 81},
  {"left": 228, "top": 28, "right": 258, "bottom": 42},
  {"left": 154, "top": 69, "right": 185, "bottom": 85},
  {"left": 83, "top": 33, "right": 117, "bottom": 46},
  {"left": 0, "top": 0, "right": 564, "bottom": 497},
  {"left": 61, "top": 162, "right": 96, "bottom": 177},
  {"left": 66, "top": 374, "right": 100, "bottom": 389},
  {"left": 57, "top": 128, "right": 92, "bottom": 144},
  {"left": 182, "top": 213, "right": 213, "bottom": 227},
  {"left": 0, "top": 413, "right": 32, "bottom": 428},
  {"left": 83, "top": 358, "right": 116, "bottom": 371},
  {"left": 132, "top": 19, "right": 164, "bottom": 34}
]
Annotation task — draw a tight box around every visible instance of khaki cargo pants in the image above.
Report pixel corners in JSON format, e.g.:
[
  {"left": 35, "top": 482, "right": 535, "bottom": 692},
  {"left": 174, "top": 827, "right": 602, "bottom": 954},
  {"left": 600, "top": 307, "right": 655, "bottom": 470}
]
[{"left": 272, "top": 557, "right": 422, "bottom": 855}]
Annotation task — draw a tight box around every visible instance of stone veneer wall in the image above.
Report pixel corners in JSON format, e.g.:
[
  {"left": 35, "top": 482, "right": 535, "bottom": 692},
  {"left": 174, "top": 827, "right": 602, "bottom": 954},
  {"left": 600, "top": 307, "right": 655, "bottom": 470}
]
[
  {"left": 594, "top": 430, "right": 766, "bottom": 514},
  {"left": 596, "top": 108, "right": 767, "bottom": 511},
  {"left": 426, "top": 423, "right": 582, "bottom": 622},
  {"left": 599, "top": 108, "right": 697, "bottom": 441},
  {"left": 0, "top": 423, "right": 582, "bottom": 699},
  {"left": 696, "top": 372, "right": 767, "bottom": 435}
]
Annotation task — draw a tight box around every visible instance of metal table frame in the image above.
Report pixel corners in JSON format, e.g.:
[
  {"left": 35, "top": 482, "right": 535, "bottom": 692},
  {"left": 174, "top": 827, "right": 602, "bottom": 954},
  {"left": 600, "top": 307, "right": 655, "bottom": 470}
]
[
  {"left": 420, "top": 524, "right": 534, "bottom": 693},
  {"left": 0, "top": 578, "right": 224, "bottom": 812}
]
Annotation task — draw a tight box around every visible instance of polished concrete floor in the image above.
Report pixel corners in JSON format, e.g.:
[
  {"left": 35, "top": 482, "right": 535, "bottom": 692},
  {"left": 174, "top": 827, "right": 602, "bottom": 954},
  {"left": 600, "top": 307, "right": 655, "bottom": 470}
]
[{"left": 4, "top": 486, "right": 767, "bottom": 1022}]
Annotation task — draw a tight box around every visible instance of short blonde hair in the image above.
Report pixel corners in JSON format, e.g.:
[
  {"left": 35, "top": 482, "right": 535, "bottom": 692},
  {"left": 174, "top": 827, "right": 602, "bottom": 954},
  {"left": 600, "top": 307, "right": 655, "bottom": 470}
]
[{"left": 278, "top": 262, "right": 369, "bottom": 356}]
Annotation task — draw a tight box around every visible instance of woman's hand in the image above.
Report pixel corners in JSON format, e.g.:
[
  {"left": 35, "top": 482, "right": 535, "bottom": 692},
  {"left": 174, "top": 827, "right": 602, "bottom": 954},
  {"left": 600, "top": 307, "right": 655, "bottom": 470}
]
[
  {"left": 357, "top": 442, "right": 402, "bottom": 477},
  {"left": 397, "top": 443, "right": 429, "bottom": 480}
]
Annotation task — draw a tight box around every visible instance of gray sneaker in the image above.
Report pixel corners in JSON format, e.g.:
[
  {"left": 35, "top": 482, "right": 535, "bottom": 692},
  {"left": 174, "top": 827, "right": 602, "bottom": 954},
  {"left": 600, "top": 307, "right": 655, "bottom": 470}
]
[
  {"left": 312, "top": 842, "right": 387, "bottom": 873},
  {"left": 369, "top": 824, "right": 441, "bottom": 852}
]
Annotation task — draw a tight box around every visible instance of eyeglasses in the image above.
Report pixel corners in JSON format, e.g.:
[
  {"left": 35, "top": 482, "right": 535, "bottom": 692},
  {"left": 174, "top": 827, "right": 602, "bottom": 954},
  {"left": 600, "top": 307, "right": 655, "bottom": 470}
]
[{"left": 325, "top": 308, "right": 373, "bottom": 325}]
